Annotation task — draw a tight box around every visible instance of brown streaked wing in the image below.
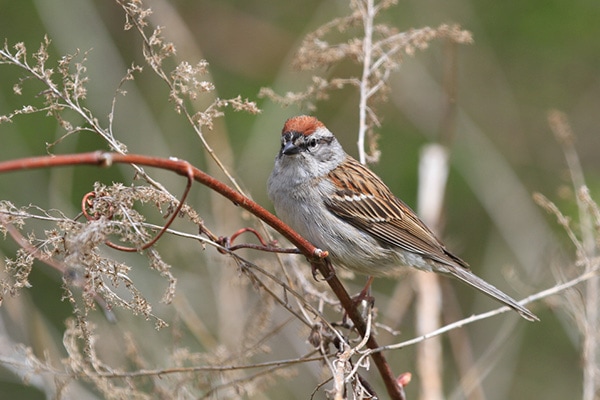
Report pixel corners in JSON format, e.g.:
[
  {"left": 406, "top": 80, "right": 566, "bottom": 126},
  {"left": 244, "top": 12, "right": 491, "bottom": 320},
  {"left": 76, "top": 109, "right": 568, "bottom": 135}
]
[{"left": 325, "top": 157, "right": 468, "bottom": 268}]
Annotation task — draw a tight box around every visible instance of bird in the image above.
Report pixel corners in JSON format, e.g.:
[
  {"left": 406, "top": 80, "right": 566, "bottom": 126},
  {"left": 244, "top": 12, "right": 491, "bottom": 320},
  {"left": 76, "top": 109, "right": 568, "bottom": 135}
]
[{"left": 267, "top": 115, "right": 537, "bottom": 321}]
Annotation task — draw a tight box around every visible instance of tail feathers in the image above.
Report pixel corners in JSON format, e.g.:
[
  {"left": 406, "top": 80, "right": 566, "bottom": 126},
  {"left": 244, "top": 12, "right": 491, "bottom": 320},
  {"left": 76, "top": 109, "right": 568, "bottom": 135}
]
[{"left": 448, "top": 266, "right": 539, "bottom": 322}]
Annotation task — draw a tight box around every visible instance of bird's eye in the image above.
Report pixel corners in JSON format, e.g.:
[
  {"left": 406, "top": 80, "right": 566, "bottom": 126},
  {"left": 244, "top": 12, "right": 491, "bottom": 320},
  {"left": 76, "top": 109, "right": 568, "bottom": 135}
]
[{"left": 308, "top": 138, "right": 318, "bottom": 148}]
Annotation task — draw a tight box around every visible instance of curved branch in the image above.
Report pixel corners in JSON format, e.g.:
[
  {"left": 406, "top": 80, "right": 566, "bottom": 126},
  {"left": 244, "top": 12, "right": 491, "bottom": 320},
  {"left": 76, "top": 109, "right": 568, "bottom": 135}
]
[{"left": 0, "top": 151, "right": 405, "bottom": 399}]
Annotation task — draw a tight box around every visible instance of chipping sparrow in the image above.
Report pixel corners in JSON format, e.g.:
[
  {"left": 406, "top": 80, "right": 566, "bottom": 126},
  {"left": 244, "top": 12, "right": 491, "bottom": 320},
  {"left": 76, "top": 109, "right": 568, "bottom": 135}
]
[{"left": 267, "top": 115, "right": 537, "bottom": 321}]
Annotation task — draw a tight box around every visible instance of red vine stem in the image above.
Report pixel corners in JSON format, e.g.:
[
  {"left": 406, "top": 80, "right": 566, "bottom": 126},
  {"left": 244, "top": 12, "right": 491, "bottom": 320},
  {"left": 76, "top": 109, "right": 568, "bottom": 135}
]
[
  {"left": 0, "top": 151, "right": 405, "bottom": 399},
  {"left": 229, "top": 227, "right": 269, "bottom": 247},
  {"left": 81, "top": 162, "right": 194, "bottom": 252}
]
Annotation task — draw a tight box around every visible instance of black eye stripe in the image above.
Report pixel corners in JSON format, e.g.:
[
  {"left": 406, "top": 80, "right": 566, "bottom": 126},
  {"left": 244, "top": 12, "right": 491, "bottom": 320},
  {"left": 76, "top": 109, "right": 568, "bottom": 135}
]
[{"left": 280, "top": 132, "right": 333, "bottom": 152}]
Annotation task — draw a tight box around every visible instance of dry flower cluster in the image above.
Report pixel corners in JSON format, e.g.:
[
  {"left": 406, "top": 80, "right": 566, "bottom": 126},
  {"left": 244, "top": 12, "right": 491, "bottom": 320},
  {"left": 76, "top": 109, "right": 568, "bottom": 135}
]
[{"left": 260, "top": 0, "right": 472, "bottom": 163}]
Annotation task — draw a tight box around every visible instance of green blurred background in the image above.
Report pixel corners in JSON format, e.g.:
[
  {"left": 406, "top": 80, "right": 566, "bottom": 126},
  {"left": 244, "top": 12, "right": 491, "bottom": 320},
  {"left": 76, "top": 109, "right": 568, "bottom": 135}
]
[{"left": 1, "top": 0, "right": 599, "bottom": 399}]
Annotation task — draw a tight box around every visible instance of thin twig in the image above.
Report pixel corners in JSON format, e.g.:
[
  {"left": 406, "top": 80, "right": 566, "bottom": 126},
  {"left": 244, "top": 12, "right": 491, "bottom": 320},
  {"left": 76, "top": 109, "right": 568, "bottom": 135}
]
[
  {"left": 366, "top": 262, "right": 598, "bottom": 358},
  {"left": 356, "top": 0, "right": 375, "bottom": 164},
  {"left": 549, "top": 110, "right": 599, "bottom": 400}
]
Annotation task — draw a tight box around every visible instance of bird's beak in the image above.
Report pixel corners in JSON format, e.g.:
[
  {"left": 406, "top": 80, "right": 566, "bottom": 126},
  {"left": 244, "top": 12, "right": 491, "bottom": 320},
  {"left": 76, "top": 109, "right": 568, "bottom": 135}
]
[{"left": 281, "top": 140, "right": 300, "bottom": 155}]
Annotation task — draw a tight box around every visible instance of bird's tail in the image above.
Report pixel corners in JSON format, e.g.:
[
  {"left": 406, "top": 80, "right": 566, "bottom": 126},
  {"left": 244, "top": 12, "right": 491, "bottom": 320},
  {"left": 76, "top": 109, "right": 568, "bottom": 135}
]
[{"left": 448, "top": 266, "right": 538, "bottom": 322}]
